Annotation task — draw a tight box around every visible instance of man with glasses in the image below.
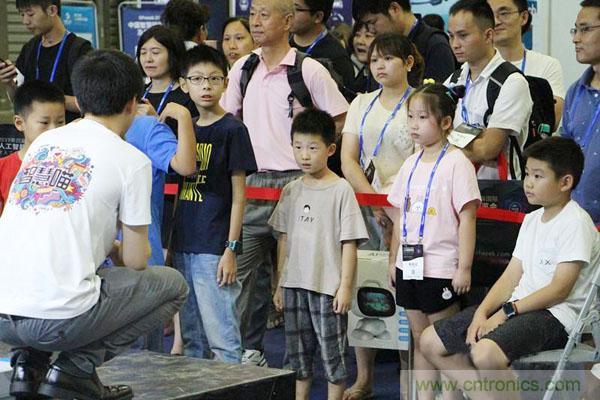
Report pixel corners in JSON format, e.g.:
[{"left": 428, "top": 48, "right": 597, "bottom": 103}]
[
  {"left": 351, "top": 0, "right": 455, "bottom": 82},
  {"left": 488, "top": 0, "right": 566, "bottom": 128},
  {"left": 290, "top": 0, "right": 355, "bottom": 95},
  {"left": 561, "top": 0, "right": 600, "bottom": 225},
  {"left": 221, "top": 0, "right": 348, "bottom": 367}
]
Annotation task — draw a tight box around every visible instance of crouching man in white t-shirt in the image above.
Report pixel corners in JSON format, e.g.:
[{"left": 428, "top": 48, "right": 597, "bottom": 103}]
[
  {"left": 0, "top": 50, "right": 188, "bottom": 400},
  {"left": 420, "top": 137, "right": 600, "bottom": 400}
]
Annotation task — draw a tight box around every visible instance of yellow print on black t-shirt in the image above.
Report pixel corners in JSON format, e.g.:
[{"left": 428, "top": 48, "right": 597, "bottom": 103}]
[{"left": 179, "top": 143, "right": 212, "bottom": 203}]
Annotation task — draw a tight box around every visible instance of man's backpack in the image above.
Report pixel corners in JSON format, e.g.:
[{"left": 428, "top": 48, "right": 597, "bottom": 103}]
[
  {"left": 450, "top": 61, "right": 556, "bottom": 179},
  {"left": 240, "top": 51, "right": 351, "bottom": 117}
]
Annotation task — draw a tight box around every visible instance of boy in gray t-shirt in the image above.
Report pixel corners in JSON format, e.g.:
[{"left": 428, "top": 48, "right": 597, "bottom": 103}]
[{"left": 269, "top": 109, "right": 368, "bottom": 399}]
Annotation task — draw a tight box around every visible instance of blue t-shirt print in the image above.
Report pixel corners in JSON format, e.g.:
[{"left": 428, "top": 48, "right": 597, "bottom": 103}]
[{"left": 173, "top": 113, "right": 257, "bottom": 255}]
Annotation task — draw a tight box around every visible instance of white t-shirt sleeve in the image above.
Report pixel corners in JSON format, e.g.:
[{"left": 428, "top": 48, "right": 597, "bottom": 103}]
[
  {"left": 543, "top": 57, "right": 567, "bottom": 100},
  {"left": 487, "top": 73, "right": 532, "bottom": 135},
  {"left": 342, "top": 94, "right": 364, "bottom": 135},
  {"left": 554, "top": 219, "right": 595, "bottom": 265},
  {"left": 119, "top": 161, "right": 152, "bottom": 226}
]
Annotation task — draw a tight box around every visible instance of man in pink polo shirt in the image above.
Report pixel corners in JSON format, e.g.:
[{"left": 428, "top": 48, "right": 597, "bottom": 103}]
[{"left": 221, "top": 0, "right": 348, "bottom": 366}]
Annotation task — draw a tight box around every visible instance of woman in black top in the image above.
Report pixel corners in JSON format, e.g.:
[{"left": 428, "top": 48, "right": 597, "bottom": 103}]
[{"left": 136, "top": 25, "right": 198, "bottom": 121}]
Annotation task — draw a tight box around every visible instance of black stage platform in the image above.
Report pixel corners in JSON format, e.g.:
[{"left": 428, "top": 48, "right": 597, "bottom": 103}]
[{"left": 0, "top": 344, "right": 295, "bottom": 399}]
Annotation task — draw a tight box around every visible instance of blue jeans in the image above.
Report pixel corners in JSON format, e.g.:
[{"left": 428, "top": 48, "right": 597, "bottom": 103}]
[{"left": 174, "top": 252, "right": 242, "bottom": 363}]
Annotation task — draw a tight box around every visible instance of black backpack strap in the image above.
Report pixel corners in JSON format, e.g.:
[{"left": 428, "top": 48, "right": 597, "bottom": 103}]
[
  {"left": 287, "top": 52, "right": 313, "bottom": 113},
  {"left": 485, "top": 62, "right": 523, "bottom": 180},
  {"left": 449, "top": 68, "right": 462, "bottom": 84},
  {"left": 240, "top": 53, "right": 260, "bottom": 98},
  {"left": 483, "top": 61, "right": 520, "bottom": 126}
]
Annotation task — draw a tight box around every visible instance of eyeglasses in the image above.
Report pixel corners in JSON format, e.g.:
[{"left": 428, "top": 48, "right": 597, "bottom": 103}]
[
  {"left": 570, "top": 24, "right": 600, "bottom": 37},
  {"left": 186, "top": 75, "right": 225, "bottom": 86},
  {"left": 294, "top": 7, "right": 312, "bottom": 13},
  {"left": 494, "top": 10, "right": 522, "bottom": 22}
]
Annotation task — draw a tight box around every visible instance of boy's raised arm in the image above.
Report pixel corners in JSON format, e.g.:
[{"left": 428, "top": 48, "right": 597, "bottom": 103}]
[{"left": 160, "top": 103, "right": 197, "bottom": 176}]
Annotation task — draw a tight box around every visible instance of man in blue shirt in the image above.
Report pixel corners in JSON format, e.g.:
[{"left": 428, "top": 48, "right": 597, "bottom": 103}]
[{"left": 561, "top": 0, "right": 600, "bottom": 224}]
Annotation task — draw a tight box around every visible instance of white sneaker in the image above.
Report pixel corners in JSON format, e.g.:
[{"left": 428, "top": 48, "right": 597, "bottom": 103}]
[{"left": 242, "top": 349, "right": 268, "bottom": 367}]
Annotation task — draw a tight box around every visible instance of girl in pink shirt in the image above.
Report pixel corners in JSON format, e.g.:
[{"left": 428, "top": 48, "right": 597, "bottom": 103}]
[{"left": 387, "top": 83, "right": 481, "bottom": 400}]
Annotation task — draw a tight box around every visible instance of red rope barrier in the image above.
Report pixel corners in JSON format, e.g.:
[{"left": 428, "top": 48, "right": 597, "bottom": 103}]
[{"left": 164, "top": 183, "right": 599, "bottom": 229}]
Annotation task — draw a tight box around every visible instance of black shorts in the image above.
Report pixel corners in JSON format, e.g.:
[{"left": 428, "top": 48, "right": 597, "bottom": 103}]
[
  {"left": 433, "top": 306, "right": 569, "bottom": 363},
  {"left": 395, "top": 269, "right": 459, "bottom": 314}
]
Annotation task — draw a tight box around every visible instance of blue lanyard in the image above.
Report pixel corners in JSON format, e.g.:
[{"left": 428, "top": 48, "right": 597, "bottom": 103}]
[
  {"left": 461, "top": 72, "right": 472, "bottom": 125},
  {"left": 359, "top": 87, "right": 412, "bottom": 168},
  {"left": 142, "top": 81, "right": 175, "bottom": 115},
  {"left": 520, "top": 50, "right": 527, "bottom": 72},
  {"left": 570, "top": 86, "right": 600, "bottom": 149},
  {"left": 36, "top": 31, "right": 69, "bottom": 82},
  {"left": 305, "top": 30, "right": 327, "bottom": 55},
  {"left": 402, "top": 143, "right": 450, "bottom": 243}
]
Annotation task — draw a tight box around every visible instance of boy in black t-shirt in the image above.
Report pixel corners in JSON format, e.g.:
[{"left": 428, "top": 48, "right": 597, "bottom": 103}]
[
  {"left": 171, "top": 45, "right": 257, "bottom": 363},
  {"left": 0, "top": 0, "right": 92, "bottom": 122}
]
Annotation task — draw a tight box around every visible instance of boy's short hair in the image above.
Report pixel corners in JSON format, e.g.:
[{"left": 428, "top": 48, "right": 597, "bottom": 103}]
[
  {"left": 352, "top": 0, "right": 411, "bottom": 21},
  {"left": 13, "top": 80, "right": 65, "bottom": 117},
  {"left": 449, "top": 0, "right": 495, "bottom": 31},
  {"left": 181, "top": 45, "right": 228, "bottom": 78},
  {"left": 304, "top": 0, "right": 334, "bottom": 23},
  {"left": 72, "top": 50, "right": 144, "bottom": 117},
  {"left": 581, "top": 0, "right": 600, "bottom": 8},
  {"left": 160, "top": 0, "right": 208, "bottom": 42},
  {"left": 16, "top": 0, "right": 60, "bottom": 14},
  {"left": 523, "top": 137, "right": 585, "bottom": 190},
  {"left": 291, "top": 109, "right": 336, "bottom": 145}
]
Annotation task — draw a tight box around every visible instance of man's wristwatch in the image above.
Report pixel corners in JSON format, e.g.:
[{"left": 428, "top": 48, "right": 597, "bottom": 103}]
[
  {"left": 502, "top": 301, "right": 518, "bottom": 319},
  {"left": 225, "top": 240, "right": 242, "bottom": 254}
]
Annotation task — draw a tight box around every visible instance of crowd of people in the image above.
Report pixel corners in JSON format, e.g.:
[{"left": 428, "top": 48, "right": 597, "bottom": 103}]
[{"left": 0, "top": 0, "right": 599, "bottom": 400}]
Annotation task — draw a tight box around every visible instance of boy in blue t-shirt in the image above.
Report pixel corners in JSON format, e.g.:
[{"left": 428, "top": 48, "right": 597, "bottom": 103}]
[{"left": 172, "top": 45, "right": 257, "bottom": 363}]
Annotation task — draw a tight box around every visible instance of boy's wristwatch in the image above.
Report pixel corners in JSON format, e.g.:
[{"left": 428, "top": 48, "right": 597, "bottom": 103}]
[
  {"left": 225, "top": 240, "right": 242, "bottom": 254},
  {"left": 502, "top": 302, "right": 517, "bottom": 319}
]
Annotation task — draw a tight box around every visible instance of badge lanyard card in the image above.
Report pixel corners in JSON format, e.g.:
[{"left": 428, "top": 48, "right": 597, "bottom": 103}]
[{"left": 447, "top": 73, "right": 484, "bottom": 149}]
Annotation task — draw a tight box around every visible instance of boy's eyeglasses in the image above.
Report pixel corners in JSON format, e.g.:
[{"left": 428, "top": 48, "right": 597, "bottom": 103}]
[
  {"left": 570, "top": 25, "right": 600, "bottom": 37},
  {"left": 186, "top": 75, "right": 225, "bottom": 86}
]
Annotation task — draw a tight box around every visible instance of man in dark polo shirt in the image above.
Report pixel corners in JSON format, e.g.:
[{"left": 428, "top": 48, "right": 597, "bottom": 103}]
[
  {"left": 0, "top": 0, "right": 92, "bottom": 122},
  {"left": 352, "top": 0, "right": 456, "bottom": 83}
]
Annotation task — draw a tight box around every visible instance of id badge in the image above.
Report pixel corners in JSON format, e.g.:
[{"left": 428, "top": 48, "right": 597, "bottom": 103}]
[
  {"left": 364, "top": 158, "right": 376, "bottom": 184},
  {"left": 402, "top": 244, "right": 424, "bottom": 280},
  {"left": 448, "top": 123, "right": 483, "bottom": 149}
]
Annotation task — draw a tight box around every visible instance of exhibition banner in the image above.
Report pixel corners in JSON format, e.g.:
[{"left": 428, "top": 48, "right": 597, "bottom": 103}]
[
  {"left": 62, "top": 1, "right": 98, "bottom": 48},
  {"left": 119, "top": 2, "right": 165, "bottom": 57}
]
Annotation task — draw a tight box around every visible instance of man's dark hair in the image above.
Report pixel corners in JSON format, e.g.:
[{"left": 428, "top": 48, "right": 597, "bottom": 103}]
[
  {"left": 13, "top": 80, "right": 64, "bottom": 116},
  {"left": 16, "top": 0, "right": 60, "bottom": 15},
  {"left": 182, "top": 44, "right": 228, "bottom": 78},
  {"left": 136, "top": 25, "right": 186, "bottom": 81},
  {"left": 510, "top": 0, "right": 532, "bottom": 35},
  {"left": 72, "top": 50, "right": 144, "bottom": 116},
  {"left": 291, "top": 109, "right": 336, "bottom": 145},
  {"left": 449, "top": 0, "right": 495, "bottom": 31},
  {"left": 523, "top": 137, "right": 585, "bottom": 190},
  {"left": 161, "top": 0, "right": 208, "bottom": 42},
  {"left": 422, "top": 13, "right": 445, "bottom": 31},
  {"left": 581, "top": 0, "right": 600, "bottom": 8},
  {"left": 352, "top": 0, "right": 411, "bottom": 22},
  {"left": 304, "top": 0, "right": 334, "bottom": 24}
]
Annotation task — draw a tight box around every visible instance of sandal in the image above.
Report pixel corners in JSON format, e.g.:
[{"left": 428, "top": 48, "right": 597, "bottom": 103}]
[{"left": 343, "top": 386, "right": 373, "bottom": 400}]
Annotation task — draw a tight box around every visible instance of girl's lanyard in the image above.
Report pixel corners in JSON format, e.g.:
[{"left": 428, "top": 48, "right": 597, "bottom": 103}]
[
  {"left": 358, "top": 87, "right": 412, "bottom": 168},
  {"left": 305, "top": 30, "right": 327, "bottom": 55},
  {"left": 461, "top": 72, "right": 472, "bottom": 125},
  {"left": 520, "top": 50, "right": 527, "bottom": 72},
  {"left": 142, "top": 81, "right": 175, "bottom": 115},
  {"left": 36, "top": 31, "right": 70, "bottom": 82},
  {"left": 569, "top": 86, "right": 600, "bottom": 149},
  {"left": 402, "top": 142, "right": 450, "bottom": 243}
]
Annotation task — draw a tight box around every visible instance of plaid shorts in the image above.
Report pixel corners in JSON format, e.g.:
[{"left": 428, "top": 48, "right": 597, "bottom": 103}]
[{"left": 283, "top": 288, "right": 348, "bottom": 383}]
